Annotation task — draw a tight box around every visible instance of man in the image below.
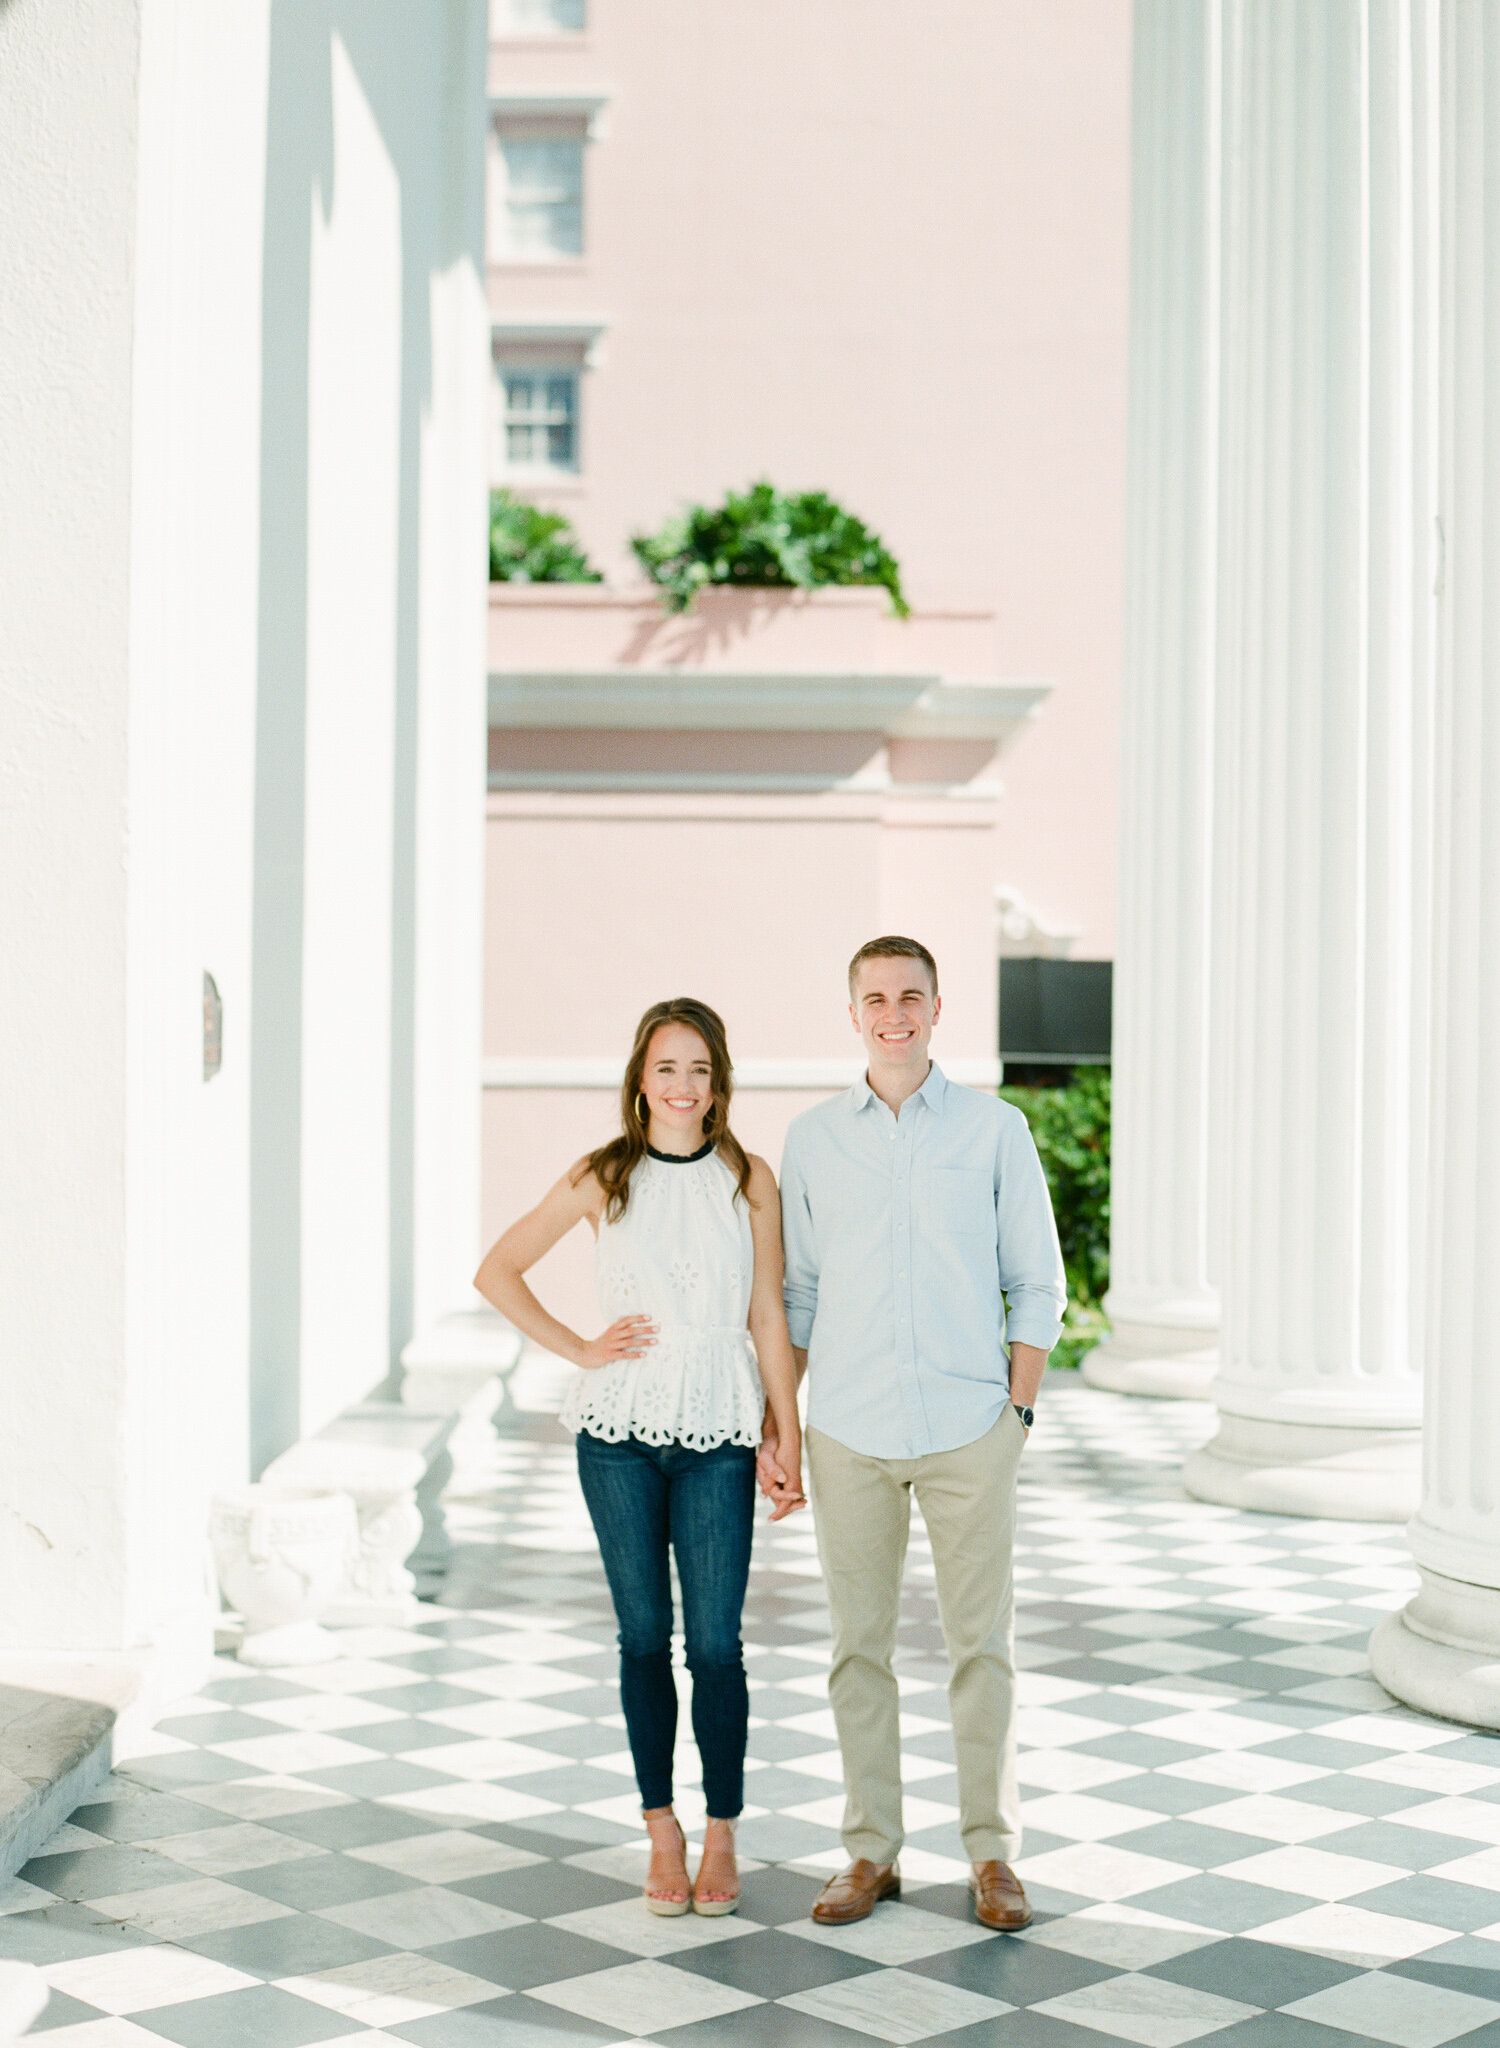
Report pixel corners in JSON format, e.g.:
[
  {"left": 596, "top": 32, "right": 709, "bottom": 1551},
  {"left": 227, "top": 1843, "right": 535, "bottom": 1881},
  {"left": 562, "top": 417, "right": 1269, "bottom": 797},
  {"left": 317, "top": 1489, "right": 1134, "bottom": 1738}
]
[{"left": 760, "top": 935, "right": 1065, "bottom": 1930}]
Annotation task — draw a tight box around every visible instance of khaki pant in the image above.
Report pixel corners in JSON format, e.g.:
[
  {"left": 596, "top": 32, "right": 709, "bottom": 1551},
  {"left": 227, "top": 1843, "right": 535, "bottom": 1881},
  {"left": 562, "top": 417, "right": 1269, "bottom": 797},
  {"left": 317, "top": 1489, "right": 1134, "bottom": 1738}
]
[{"left": 806, "top": 1408, "right": 1024, "bottom": 1865}]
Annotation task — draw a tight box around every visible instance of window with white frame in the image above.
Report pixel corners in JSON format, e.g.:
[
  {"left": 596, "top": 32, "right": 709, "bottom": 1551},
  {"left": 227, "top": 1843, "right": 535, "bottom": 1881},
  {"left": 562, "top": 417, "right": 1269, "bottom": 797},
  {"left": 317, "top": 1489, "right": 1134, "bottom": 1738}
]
[
  {"left": 493, "top": 364, "right": 580, "bottom": 476},
  {"left": 491, "top": 0, "right": 585, "bottom": 34},
  {"left": 490, "top": 130, "right": 583, "bottom": 260}
]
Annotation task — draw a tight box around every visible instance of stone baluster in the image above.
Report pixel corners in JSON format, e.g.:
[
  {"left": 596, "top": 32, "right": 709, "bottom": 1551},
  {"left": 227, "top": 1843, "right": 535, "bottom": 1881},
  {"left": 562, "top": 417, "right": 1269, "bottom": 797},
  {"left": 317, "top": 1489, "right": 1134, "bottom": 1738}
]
[
  {"left": 1371, "top": 0, "right": 1500, "bottom": 1725},
  {"left": 1183, "top": 0, "right": 1433, "bottom": 1517},
  {"left": 1085, "top": 0, "right": 1221, "bottom": 1400}
]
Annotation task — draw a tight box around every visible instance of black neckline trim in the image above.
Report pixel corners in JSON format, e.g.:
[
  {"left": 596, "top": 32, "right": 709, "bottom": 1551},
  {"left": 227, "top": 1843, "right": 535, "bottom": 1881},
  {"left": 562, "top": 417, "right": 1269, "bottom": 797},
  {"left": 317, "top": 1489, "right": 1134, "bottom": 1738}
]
[{"left": 646, "top": 1139, "right": 716, "bottom": 1164}]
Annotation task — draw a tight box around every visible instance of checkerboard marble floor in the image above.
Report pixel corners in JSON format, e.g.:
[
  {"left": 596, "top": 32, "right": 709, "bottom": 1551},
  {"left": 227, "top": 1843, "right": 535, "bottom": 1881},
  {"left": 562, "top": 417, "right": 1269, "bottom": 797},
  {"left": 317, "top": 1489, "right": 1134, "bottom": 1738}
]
[{"left": 7, "top": 1357, "right": 1500, "bottom": 2048}]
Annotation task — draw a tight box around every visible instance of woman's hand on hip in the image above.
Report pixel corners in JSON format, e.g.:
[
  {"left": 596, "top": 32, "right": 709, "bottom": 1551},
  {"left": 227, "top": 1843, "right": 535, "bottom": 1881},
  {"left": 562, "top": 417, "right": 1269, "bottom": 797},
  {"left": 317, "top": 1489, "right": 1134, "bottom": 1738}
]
[{"left": 575, "top": 1316, "right": 657, "bottom": 1369}]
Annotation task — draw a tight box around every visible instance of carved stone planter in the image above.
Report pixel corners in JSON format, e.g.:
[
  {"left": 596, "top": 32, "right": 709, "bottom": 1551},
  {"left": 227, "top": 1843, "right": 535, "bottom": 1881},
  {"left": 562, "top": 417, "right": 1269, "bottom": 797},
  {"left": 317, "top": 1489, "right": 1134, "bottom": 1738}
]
[
  {"left": 261, "top": 1441, "right": 427, "bottom": 1627},
  {"left": 209, "top": 1487, "right": 358, "bottom": 1665}
]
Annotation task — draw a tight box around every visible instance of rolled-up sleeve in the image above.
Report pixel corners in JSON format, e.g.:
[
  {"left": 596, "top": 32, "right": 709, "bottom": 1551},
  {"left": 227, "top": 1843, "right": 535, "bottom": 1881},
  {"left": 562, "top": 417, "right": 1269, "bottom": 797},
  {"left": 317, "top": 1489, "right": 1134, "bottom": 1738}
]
[
  {"left": 995, "top": 1109, "right": 1067, "bottom": 1352},
  {"left": 779, "top": 1128, "right": 820, "bottom": 1348}
]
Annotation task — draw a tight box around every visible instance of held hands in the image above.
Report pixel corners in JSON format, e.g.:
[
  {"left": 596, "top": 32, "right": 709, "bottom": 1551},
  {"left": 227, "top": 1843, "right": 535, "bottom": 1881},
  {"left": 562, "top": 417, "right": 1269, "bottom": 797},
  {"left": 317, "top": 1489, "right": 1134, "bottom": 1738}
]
[
  {"left": 576, "top": 1315, "right": 657, "bottom": 1369},
  {"left": 756, "top": 1423, "right": 807, "bottom": 1520}
]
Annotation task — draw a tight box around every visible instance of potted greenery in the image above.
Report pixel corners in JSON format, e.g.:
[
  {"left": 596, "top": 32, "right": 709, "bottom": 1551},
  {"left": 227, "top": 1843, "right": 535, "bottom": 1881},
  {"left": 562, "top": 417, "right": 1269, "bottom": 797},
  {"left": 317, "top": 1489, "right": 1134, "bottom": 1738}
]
[
  {"left": 489, "top": 490, "right": 602, "bottom": 584},
  {"left": 631, "top": 480, "right": 909, "bottom": 617}
]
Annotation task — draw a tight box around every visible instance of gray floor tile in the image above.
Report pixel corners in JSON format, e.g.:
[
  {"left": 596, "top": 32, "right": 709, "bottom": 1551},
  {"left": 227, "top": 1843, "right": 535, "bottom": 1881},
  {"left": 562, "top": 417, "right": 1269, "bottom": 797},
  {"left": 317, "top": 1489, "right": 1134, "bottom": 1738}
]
[
  {"left": 1281, "top": 1773, "right": 1431, "bottom": 1816},
  {"left": 156, "top": 1710, "right": 285, "bottom": 1744},
  {"left": 177, "top": 1913, "right": 397, "bottom": 1976},
  {"left": 426, "top": 1923, "right": 633, "bottom": 1991},
  {"left": 1255, "top": 1735, "right": 1391, "bottom": 1769},
  {"left": 1389, "top": 1952, "right": 1500, "bottom": 1999},
  {"left": 452, "top": 1864, "right": 632, "bottom": 1917},
  {"left": 1316, "top": 1819, "right": 1486, "bottom": 1868},
  {"left": 230, "top": 1851, "right": 420, "bottom": 1910},
  {"left": 130, "top": 1985, "right": 368, "bottom": 2046},
  {"left": 298, "top": 1758, "right": 457, "bottom": 1797},
  {"left": 267, "top": 1804, "right": 446, "bottom": 1852},
  {"left": 71, "top": 1794, "right": 232, "bottom": 1843},
  {"left": 1072, "top": 1731, "right": 1207, "bottom": 1768},
  {"left": 1345, "top": 1874, "right": 1500, "bottom": 1932},
  {"left": 1142, "top": 1936, "right": 1362, "bottom": 2004},
  {"left": 390, "top": 1993, "right": 616, "bottom": 2045},
  {"left": 114, "top": 1752, "right": 256, "bottom": 1789},
  {"left": 1125, "top": 1874, "right": 1316, "bottom": 1933},
  {"left": 1198, "top": 2018, "right": 1396, "bottom": 2047},
  {"left": 29, "top": 1989, "right": 106, "bottom": 2030},
  {"left": 668, "top": 1926, "right": 880, "bottom": 1996},
  {"left": 1106, "top": 1818, "right": 1279, "bottom": 1868},
  {"left": 652, "top": 2002, "right": 881, "bottom": 2048},
  {"left": 20, "top": 1846, "right": 201, "bottom": 1902},
  {"left": 362, "top": 1682, "right": 502, "bottom": 1713},
  {"left": 1101, "top": 1772, "right": 1242, "bottom": 1816},
  {"left": 904, "top": 1934, "right": 1117, "bottom": 2005},
  {"left": 0, "top": 1903, "right": 156, "bottom": 1965}
]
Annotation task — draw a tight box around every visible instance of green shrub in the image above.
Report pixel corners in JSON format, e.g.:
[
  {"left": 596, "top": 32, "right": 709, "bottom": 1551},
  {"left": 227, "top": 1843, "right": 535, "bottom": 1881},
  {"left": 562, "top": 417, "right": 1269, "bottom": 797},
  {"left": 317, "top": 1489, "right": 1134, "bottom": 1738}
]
[
  {"left": 489, "top": 489, "right": 602, "bottom": 584},
  {"left": 631, "top": 480, "right": 910, "bottom": 617},
  {"left": 1000, "top": 1067, "right": 1111, "bottom": 1370}
]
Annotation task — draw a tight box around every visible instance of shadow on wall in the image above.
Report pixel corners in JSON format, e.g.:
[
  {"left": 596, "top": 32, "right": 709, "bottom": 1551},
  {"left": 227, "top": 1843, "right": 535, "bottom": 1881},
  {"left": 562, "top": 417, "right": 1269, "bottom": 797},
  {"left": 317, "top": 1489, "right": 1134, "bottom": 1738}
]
[{"left": 249, "top": 1, "right": 480, "bottom": 1474}]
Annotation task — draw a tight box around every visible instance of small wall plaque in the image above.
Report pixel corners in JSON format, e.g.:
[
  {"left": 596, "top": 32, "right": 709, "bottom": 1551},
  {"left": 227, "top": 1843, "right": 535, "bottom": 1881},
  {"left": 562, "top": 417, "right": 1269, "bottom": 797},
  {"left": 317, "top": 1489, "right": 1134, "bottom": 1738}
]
[{"left": 203, "top": 971, "right": 223, "bottom": 1081}]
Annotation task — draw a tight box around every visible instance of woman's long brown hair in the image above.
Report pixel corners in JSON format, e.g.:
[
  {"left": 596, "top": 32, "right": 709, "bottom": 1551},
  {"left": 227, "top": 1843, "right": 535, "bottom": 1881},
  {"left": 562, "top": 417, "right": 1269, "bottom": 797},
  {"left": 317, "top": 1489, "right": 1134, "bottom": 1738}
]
[{"left": 574, "top": 997, "right": 753, "bottom": 1222}]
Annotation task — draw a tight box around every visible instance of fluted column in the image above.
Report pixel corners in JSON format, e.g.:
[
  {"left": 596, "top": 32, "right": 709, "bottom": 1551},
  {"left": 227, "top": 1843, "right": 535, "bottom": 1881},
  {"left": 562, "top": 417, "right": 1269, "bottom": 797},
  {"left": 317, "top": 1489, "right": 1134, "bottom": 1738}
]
[
  {"left": 1085, "top": 0, "right": 1221, "bottom": 1401},
  {"left": 1371, "top": 0, "right": 1500, "bottom": 1723},
  {"left": 1184, "top": 0, "right": 1432, "bottom": 1519}
]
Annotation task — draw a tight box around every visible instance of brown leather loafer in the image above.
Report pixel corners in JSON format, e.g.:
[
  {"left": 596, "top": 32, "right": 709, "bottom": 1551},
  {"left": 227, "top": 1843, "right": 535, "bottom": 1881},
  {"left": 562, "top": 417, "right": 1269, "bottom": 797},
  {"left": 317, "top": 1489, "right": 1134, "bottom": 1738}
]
[
  {"left": 970, "top": 1860, "right": 1032, "bottom": 1930},
  {"left": 810, "top": 1860, "right": 900, "bottom": 1924}
]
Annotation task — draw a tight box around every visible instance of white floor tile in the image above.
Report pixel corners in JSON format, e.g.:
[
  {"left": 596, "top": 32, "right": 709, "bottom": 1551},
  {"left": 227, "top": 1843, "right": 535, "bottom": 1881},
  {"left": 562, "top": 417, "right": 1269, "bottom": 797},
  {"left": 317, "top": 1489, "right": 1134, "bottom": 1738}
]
[
  {"left": 43, "top": 1947, "right": 258, "bottom": 2015},
  {"left": 275, "top": 1952, "right": 503, "bottom": 2026},
  {"left": 377, "top": 1780, "right": 561, "bottom": 1824},
  {"left": 1215, "top": 1845, "right": 1407, "bottom": 1900},
  {"left": 1283, "top": 1968, "right": 1500, "bottom": 2047},
  {"left": 1015, "top": 1841, "right": 1198, "bottom": 1902},
  {"left": 1025, "top": 1904, "right": 1218, "bottom": 1969},
  {"left": 347, "top": 1830, "right": 545, "bottom": 1882},
  {"left": 1020, "top": 1792, "right": 1159, "bottom": 1842},
  {"left": 317, "top": 1884, "right": 529, "bottom": 1947},
  {"left": 529, "top": 1956, "right": 762, "bottom": 2033},
  {"left": 135, "top": 1823, "right": 326, "bottom": 1874},
  {"left": 1249, "top": 1902, "right": 1457, "bottom": 1964},
  {"left": 780, "top": 1966, "right": 1010, "bottom": 2044},
  {"left": 82, "top": 1879, "right": 295, "bottom": 1939},
  {"left": 795, "top": 1899, "right": 994, "bottom": 1965},
  {"left": 1033, "top": 1971, "right": 1259, "bottom": 2046},
  {"left": 546, "top": 1896, "right": 757, "bottom": 1958},
  {"left": 1181, "top": 1794, "right": 1368, "bottom": 1844}
]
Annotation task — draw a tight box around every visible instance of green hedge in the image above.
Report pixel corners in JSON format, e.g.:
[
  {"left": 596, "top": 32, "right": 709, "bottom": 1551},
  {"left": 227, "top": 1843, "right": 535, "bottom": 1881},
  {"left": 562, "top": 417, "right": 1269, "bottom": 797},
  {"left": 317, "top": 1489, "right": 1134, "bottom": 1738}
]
[
  {"left": 630, "top": 480, "right": 910, "bottom": 616},
  {"left": 489, "top": 490, "right": 602, "bottom": 584},
  {"left": 1000, "top": 1067, "right": 1111, "bottom": 1369}
]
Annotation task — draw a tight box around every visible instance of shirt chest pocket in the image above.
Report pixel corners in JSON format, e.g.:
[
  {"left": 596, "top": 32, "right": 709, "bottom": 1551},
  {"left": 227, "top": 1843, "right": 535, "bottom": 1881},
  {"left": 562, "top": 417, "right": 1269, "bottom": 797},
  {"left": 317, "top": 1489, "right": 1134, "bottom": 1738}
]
[{"left": 925, "top": 1166, "right": 996, "bottom": 1239}]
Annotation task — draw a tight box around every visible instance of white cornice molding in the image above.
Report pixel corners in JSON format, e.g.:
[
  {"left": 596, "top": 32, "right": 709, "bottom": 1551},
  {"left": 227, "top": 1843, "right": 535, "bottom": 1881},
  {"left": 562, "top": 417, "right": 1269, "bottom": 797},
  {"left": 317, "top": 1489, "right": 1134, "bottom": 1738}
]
[
  {"left": 490, "top": 90, "right": 613, "bottom": 137},
  {"left": 487, "top": 671, "right": 1047, "bottom": 741},
  {"left": 482, "top": 1056, "right": 1002, "bottom": 1090},
  {"left": 490, "top": 318, "right": 610, "bottom": 368},
  {"left": 487, "top": 770, "right": 1005, "bottom": 799}
]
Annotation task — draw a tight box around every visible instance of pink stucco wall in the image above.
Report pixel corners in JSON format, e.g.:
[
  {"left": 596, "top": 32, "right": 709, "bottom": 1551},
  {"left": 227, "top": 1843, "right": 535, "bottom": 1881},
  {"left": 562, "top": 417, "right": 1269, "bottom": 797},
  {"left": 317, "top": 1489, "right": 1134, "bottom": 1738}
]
[
  {"left": 488, "top": 0, "right": 1130, "bottom": 958},
  {"left": 480, "top": 6, "right": 1130, "bottom": 1324}
]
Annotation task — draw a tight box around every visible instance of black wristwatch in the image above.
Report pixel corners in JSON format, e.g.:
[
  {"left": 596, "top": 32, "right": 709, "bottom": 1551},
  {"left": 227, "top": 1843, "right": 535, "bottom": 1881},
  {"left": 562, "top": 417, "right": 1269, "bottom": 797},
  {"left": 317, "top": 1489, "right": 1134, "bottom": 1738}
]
[{"left": 1013, "top": 1403, "right": 1034, "bottom": 1430}]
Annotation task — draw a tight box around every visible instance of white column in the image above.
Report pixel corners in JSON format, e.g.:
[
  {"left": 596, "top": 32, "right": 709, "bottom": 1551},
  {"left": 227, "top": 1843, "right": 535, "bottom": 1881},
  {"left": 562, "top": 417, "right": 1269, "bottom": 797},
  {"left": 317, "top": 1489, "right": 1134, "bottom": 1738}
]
[
  {"left": 1085, "top": 0, "right": 1220, "bottom": 1401},
  {"left": 1371, "top": 0, "right": 1500, "bottom": 1725},
  {"left": 1184, "top": 0, "right": 1432, "bottom": 1518}
]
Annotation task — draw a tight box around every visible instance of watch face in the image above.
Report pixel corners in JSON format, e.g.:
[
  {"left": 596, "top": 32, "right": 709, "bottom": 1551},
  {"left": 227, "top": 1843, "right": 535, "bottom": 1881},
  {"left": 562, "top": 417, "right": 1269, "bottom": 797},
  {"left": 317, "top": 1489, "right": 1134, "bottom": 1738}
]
[{"left": 1015, "top": 1405, "right": 1034, "bottom": 1428}]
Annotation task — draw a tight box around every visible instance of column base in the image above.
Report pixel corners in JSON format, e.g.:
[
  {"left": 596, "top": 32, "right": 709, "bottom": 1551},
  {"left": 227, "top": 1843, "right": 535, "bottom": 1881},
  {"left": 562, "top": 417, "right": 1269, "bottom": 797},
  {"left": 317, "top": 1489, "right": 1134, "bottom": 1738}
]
[
  {"left": 1082, "top": 1316, "right": 1218, "bottom": 1399},
  {"left": 1182, "top": 1410, "right": 1420, "bottom": 1520},
  {"left": 1370, "top": 1570, "right": 1500, "bottom": 1731}
]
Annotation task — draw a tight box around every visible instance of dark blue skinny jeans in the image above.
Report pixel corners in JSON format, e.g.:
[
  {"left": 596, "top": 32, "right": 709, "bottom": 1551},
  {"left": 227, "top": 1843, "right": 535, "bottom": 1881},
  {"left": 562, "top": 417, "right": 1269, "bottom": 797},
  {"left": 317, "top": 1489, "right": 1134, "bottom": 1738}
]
[{"left": 575, "top": 1430, "right": 755, "bottom": 1819}]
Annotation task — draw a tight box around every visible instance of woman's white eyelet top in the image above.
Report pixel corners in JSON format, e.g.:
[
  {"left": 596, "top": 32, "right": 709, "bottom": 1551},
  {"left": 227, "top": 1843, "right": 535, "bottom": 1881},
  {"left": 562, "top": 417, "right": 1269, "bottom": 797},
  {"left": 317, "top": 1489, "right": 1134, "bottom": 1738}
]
[{"left": 560, "top": 1146, "right": 765, "bottom": 1450}]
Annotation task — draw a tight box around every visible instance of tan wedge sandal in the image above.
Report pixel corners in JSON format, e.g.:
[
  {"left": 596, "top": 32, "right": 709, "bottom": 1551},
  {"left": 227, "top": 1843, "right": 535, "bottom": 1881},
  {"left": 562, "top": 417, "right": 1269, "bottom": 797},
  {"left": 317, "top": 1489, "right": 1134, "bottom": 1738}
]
[
  {"left": 692, "top": 1816, "right": 739, "bottom": 1916},
  {"left": 642, "top": 1808, "right": 691, "bottom": 1917}
]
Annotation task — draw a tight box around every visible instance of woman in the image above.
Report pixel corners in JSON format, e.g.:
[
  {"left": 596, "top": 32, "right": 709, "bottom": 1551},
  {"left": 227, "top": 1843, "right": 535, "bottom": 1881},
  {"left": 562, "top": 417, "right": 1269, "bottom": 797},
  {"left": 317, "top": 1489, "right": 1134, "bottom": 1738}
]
[{"left": 473, "top": 997, "right": 805, "bottom": 1916}]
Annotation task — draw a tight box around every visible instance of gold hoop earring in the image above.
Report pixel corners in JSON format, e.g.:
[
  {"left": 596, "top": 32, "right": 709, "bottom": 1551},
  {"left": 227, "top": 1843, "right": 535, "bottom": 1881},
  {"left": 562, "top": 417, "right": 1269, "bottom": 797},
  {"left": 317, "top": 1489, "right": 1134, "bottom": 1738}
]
[{"left": 635, "top": 1093, "right": 649, "bottom": 1126}]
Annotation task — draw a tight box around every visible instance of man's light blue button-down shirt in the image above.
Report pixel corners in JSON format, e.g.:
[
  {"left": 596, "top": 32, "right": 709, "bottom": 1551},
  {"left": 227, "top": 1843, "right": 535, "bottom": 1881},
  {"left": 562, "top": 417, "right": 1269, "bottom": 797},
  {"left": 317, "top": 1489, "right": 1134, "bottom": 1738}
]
[{"left": 780, "top": 1062, "right": 1067, "bottom": 1459}]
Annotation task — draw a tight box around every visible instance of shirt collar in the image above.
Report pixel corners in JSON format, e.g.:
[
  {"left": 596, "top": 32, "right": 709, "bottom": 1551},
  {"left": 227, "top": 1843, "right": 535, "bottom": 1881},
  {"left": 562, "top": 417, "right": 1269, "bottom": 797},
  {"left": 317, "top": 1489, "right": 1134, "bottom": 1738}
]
[{"left": 850, "top": 1060, "right": 949, "bottom": 1114}]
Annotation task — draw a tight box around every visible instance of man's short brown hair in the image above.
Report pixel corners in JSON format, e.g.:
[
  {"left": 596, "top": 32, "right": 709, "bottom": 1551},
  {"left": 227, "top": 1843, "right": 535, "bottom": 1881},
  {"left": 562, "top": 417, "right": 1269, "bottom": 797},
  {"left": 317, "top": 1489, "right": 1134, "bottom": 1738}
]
[{"left": 847, "top": 935, "right": 939, "bottom": 999}]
